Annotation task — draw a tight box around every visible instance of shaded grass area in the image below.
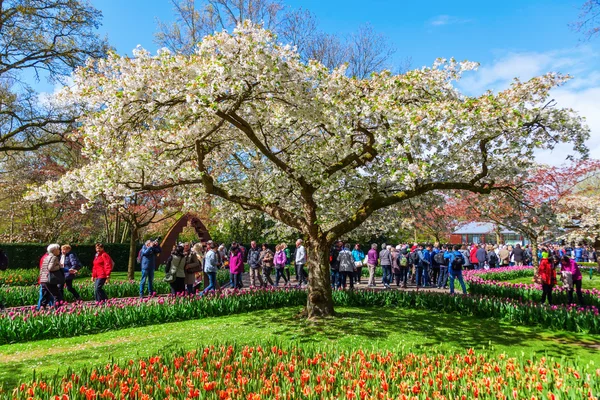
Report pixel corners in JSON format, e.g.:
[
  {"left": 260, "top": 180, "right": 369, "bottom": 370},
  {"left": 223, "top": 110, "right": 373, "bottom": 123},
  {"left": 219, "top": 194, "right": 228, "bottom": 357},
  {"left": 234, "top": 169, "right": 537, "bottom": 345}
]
[
  {"left": 1, "top": 306, "right": 599, "bottom": 390},
  {"left": 504, "top": 275, "right": 600, "bottom": 290}
]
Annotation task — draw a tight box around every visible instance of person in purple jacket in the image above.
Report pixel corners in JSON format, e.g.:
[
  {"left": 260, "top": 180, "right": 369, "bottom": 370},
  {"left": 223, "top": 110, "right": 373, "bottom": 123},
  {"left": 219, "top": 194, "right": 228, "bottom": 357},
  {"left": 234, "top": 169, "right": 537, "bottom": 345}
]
[
  {"left": 367, "top": 243, "right": 379, "bottom": 287},
  {"left": 560, "top": 256, "right": 583, "bottom": 305}
]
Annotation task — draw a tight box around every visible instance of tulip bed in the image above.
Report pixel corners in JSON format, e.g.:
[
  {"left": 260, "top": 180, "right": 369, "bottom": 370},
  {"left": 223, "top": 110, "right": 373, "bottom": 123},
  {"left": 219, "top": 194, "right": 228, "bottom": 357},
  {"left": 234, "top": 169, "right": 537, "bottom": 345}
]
[
  {"left": 0, "top": 268, "right": 91, "bottom": 287},
  {"left": 6, "top": 344, "right": 599, "bottom": 400},
  {"left": 2, "top": 288, "right": 600, "bottom": 345},
  {"left": 465, "top": 266, "right": 600, "bottom": 308}
]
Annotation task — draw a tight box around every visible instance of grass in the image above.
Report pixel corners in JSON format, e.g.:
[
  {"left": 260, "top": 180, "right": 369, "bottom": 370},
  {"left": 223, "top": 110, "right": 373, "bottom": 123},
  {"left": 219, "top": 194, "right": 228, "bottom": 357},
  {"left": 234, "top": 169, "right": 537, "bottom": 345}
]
[
  {"left": 504, "top": 275, "right": 600, "bottom": 290},
  {"left": 1, "top": 306, "right": 599, "bottom": 390}
]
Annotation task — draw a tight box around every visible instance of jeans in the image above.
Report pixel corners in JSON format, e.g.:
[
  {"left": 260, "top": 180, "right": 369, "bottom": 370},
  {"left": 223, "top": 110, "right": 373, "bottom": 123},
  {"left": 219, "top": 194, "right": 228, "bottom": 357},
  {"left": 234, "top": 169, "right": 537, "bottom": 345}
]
[
  {"left": 170, "top": 277, "right": 185, "bottom": 294},
  {"left": 39, "top": 283, "right": 60, "bottom": 308},
  {"left": 232, "top": 272, "right": 243, "bottom": 289},
  {"left": 541, "top": 283, "right": 553, "bottom": 304},
  {"left": 421, "top": 264, "right": 430, "bottom": 286},
  {"left": 438, "top": 266, "right": 448, "bottom": 288},
  {"left": 367, "top": 264, "right": 376, "bottom": 286},
  {"left": 416, "top": 266, "right": 424, "bottom": 286},
  {"left": 250, "top": 267, "right": 264, "bottom": 287},
  {"left": 340, "top": 271, "right": 354, "bottom": 289},
  {"left": 568, "top": 279, "right": 584, "bottom": 304},
  {"left": 381, "top": 265, "right": 392, "bottom": 286},
  {"left": 59, "top": 279, "right": 81, "bottom": 300},
  {"left": 330, "top": 269, "right": 340, "bottom": 289},
  {"left": 431, "top": 267, "right": 439, "bottom": 287},
  {"left": 140, "top": 267, "right": 154, "bottom": 297},
  {"left": 449, "top": 270, "right": 467, "bottom": 294},
  {"left": 186, "top": 283, "right": 195, "bottom": 295},
  {"left": 478, "top": 262, "right": 486, "bottom": 270},
  {"left": 395, "top": 266, "right": 409, "bottom": 286},
  {"left": 94, "top": 278, "right": 108, "bottom": 302},
  {"left": 355, "top": 267, "right": 363, "bottom": 283},
  {"left": 262, "top": 266, "right": 274, "bottom": 286},
  {"left": 201, "top": 271, "right": 217, "bottom": 295},
  {"left": 296, "top": 263, "right": 307, "bottom": 285},
  {"left": 275, "top": 268, "right": 288, "bottom": 286}
]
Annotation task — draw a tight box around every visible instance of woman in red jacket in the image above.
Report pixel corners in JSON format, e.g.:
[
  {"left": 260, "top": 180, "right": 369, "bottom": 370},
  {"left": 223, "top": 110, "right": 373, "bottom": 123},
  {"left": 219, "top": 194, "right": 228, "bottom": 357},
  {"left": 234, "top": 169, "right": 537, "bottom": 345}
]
[
  {"left": 538, "top": 255, "right": 557, "bottom": 304},
  {"left": 92, "top": 243, "right": 113, "bottom": 302}
]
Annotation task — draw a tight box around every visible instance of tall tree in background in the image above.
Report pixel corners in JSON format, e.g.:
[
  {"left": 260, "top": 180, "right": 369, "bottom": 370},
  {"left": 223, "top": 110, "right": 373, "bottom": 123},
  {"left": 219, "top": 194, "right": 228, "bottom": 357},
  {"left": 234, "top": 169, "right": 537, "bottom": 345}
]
[
  {"left": 0, "top": 0, "right": 107, "bottom": 153},
  {"left": 34, "top": 25, "right": 589, "bottom": 319},
  {"left": 154, "top": 0, "right": 397, "bottom": 78},
  {"left": 573, "top": 1, "right": 600, "bottom": 40}
]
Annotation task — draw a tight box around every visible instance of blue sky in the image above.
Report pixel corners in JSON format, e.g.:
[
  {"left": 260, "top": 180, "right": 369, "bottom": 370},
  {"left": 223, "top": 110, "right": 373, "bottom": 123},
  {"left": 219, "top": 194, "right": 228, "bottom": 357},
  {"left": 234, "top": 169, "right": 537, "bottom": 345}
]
[{"left": 47, "top": 0, "right": 600, "bottom": 162}]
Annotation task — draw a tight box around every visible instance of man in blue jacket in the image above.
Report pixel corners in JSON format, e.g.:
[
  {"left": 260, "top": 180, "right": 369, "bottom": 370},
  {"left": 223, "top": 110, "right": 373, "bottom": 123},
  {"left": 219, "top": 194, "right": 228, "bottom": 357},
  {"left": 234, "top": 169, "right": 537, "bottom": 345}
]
[
  {"left": 444, "top": 245, "right": 467, "bottom": 294},
  {"left": 140, "top": 239, "right": 162, "bottom": 298}
]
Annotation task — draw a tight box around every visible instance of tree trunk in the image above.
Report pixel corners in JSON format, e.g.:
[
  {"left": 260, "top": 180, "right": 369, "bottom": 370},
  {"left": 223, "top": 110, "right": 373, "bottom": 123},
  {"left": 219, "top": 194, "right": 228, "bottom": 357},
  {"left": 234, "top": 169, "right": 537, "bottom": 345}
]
[
  {"left": 531, "top": 236, "right": 539, "bottom": 268},
  {"left": 128, "top": 226, "right": 138, "bottom": 281},
  {"left": 305, "top": 237, "right": 335, "bottom": 319}
]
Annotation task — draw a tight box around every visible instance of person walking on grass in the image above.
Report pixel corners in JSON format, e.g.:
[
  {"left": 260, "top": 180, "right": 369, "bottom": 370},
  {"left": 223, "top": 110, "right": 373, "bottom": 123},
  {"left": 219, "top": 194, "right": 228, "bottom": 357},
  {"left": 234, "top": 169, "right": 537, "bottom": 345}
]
[
  {"left": 248, "top": 241, "right": 264, "bottom": 288},
  {"left": 338, "top": 243, "right": 355, "bottom": 290},
  {"left": 367, "top": 243, "right": 379, "bottom": 288},
  {"left": 92, "top": 243, "right": 112, "bottom": 302},
  {"left": 446, "top": 245, "right": 467, "bottom": 295}
]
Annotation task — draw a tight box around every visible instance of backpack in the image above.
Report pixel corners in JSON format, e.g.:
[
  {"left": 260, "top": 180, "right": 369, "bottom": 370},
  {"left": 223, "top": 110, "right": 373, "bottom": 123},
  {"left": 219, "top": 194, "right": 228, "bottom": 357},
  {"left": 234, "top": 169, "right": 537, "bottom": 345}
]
[
  {"left": 0, "top": 250, "right": 7, "bottom": 271},
  {"left": 399, "top": 254, "right": 408, "bottom": 267},
  {"left": 488, "top": 252, "right": 498, "bottom": 265},
  {"left": 433, "top": 252, "right": 446, "bottom": 266},
  {"left": 451, "top": 253, "right": 464, "bottom": 271},
  {"left": 410, "top": 251, "right": 421, "bottom": 266}
]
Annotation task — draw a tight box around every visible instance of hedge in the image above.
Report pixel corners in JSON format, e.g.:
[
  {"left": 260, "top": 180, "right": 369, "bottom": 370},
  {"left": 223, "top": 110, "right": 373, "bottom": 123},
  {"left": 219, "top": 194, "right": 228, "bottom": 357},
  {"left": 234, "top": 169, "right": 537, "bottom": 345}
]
[{"left": 0, "top": 243, "right": 134, "bottom": 272}]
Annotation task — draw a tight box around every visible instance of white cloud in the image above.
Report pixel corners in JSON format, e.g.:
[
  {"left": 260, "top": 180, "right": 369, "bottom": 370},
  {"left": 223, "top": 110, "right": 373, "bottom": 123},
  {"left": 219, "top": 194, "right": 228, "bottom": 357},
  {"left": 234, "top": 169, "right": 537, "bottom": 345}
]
[
  {"left": 457, "top": 47, "right": 600, "bottom": 165},
  {"left": 429, "top": 15, "right": 471, "bottom": 26}
]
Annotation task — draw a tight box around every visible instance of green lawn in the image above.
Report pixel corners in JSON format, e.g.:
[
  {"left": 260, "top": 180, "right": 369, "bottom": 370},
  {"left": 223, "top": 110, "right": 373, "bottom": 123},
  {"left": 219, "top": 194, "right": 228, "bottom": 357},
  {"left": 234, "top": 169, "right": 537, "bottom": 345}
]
[
  {"left": 1, "top": 306, "right": 599, "bottom": 390},
  {"left": 504, "top": 275, "right": 600, "bottom": 290}
]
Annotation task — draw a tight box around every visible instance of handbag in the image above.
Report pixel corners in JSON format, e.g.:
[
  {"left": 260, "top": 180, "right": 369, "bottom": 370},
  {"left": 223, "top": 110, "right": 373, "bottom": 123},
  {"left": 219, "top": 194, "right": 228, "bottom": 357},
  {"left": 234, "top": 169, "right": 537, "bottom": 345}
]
[
  {"left": 48, "top": 269, "right": 65, "bottom": 285},
  {"left": 164, "top": 258, "right": 185, "bottom": 283},
  {"left": 354, "top": 261, "right": 363, "bottom": 268}
]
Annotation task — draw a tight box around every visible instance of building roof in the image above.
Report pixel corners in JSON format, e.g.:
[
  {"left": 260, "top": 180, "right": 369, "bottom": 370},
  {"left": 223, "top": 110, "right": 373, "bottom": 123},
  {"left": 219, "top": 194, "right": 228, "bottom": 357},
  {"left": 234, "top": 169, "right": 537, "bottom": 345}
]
[{"left": 453, "top": 222, "right": 517, "bottom": 235}]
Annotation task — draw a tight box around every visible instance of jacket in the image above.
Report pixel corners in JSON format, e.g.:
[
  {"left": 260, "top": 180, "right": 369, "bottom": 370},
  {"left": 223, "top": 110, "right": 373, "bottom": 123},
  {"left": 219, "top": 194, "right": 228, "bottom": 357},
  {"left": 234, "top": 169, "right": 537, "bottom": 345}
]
[
  {"left": 39, "top": 253, "right": 60, "bottom": 284},
  {"left": 498, "top": 248, "right": 510, "bottom": 265},
  {"left": 460, "top": 250, "right": 471, "bottom": 266},
  {"left": 561, "top": 259, "right": 582, "bottom": 281},
  {"left": 538, "top": 258, "right": 556, "bottom": 285},
  {"left": 421, "top": 250, "right": 431, "bottom": 266},
  {"left": 167, "top": 254, "right": 186, "bottom": 279},
  {"left": 367, "top": 249, "right": 378, "bottom": 266},
  {"left": 295, "top": 245, "right": 306, "bottom": 265},
  {"left": 445, "top": 251, "right": 464, "bottom": 274},
  {"left": 183, "top": 252, "right": 200, "bottom": 285},
  {"left": 379, "top": 249, "right": 393, "bottom": 266},
  {"left": 476, "top": 248, "right": 487, "bottom": 263},
  {"left": 229, "top": 251, "right": 245, "bottom": 274},
  {"left": 92, "top": 251, "right": 112, "bottom": 279},
  {"left": 140, "top": 244, "right": 162, "bottom": 270},
  {"left": 62, "top": 251, "right": 81, "bottom": 280},
  {"left": 352, "top": 249, "right": 365, "bottom": 262},
  {"left": 274, "top": 250, "right": 287, "bottom": 267},
  {"left": 260, "top": 249, "right": 274, "bottom": 268},
  {"left": 469, "top": 247, "right": 478, "bottom": 264},
  {"left": 512, "top": 247, "right": 524, "bottom": 262},
  {"left": 337, "top": 249, "right": 355, "bottom": 272},
  {"left": 203, "top": 249, "right": 218, "bottom": 273},
  {"left": 248, "top": 247, "right": 261, "bottom": 269}
]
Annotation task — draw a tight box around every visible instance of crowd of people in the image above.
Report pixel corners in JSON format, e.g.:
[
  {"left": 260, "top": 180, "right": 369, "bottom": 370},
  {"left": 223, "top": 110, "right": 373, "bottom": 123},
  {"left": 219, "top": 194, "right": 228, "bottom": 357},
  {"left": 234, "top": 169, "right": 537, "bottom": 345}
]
[{"left": 0, "top": 237, "right": 591, "bottom": 310}]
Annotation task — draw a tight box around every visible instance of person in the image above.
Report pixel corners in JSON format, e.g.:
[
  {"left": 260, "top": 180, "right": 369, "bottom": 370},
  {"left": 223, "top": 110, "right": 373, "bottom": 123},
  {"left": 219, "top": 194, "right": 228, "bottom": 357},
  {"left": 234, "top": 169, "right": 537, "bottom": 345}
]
[
  {"left": 487, "top": 245, "right": 498, "bottom": 269},
  {"left": 512, "top": 244, "right": 525, "bottom": 266},
  {"left": 574, "top": 244, "right": 584, "bottom": 263},
  {"left": 182, "top": 242, "right": 200, "bottom": 295},
  {"left": 437, "top": 245, "right": 449, "bottom": 289},
  {"left": 446, "top": 245, "right": 467, "bottom": 295},
  {"left": 337, "top": 243, "right": 355, "bottom": 289},
  {"left": 166, "top": 245, "right": 186, "bottom": 294},
  {"left": 420, "top": 245, "right": 432, "bottom": 287},
  {"left": 92, "top": 243, "right": 112, "bottom": 302},
  {"left": 366, "top": 243, "right": 378, "bottom": 287},
  {"left": 229, "top": 244, "right": 244, "bottom": 288},
  {"left": 524, "top": 245, "right": 533, "bottom": 266},
  {"left": 352, "top": 244, "right": 365, "bottom": 285},
  {"left": 274, "top": 244, "right": 288, "bottom": 287},
  {"left": 295, "top": 239, "right": 308, "bottom": 287},
  {"left": 330, "top": 241, "right": 342, "bottom": 289},
  {"left": 498, "top": 245, "right": 510, "bottom": 267},
  {"left": 469, "top": 244, "right": 478, "bottom": 269},
  {"left": 460, "top": 245, "right": 472, "bottom": 270},
  {"left": 39, "top": 244, "right": 63, "bottom": 307},
  {"left": 139, "top": 239, "right": 162, "bottom": 298},
  {"left": 560, "top": 256, "right": 583, "bottom": 305},
  {"left": 260, "top": 243, "right": 275, "bottom": 286},
  {"left": 200, "top": 242, "right": 218, "bottom": 296},
  {"left": 395, "top": 249, "right": 410, "bottom": 288},
  {"left": 191, "top": 243, "right": 205, "bottom": 292},
  {"left": 476, "top": 244, "right": 487, "bottom": 270},
  {"left": 247, "top": 241, "right": 264, "bottom": 288},
  {"left": 539, "top": 254, "right": 557, "bottom": 304},
  {"left": 430, "top": 244, "right": 440, "bottom": 287},
  {"left": 59, "top": 244, "right": 82, "bottom": 301},
  {"left": 282, "top": 242, "right": 292, "bottom": 283},
  {"left": 379, "top": 244, "right": 393, "bottom": 289}
]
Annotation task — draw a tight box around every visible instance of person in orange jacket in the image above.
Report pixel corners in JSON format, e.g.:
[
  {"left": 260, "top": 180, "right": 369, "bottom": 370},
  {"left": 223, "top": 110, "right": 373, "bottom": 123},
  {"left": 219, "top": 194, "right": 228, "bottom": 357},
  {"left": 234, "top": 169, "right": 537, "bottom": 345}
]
[
  {"left": 92, "top": 243, "right": 113, "bottom": 302},
  {"left": 538, "top": 254, "right": 557, "bottom": 304}
]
